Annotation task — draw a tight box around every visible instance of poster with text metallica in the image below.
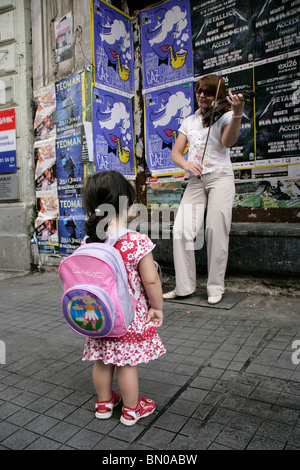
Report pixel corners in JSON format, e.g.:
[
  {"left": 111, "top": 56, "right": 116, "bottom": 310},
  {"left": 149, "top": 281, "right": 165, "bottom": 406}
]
[
  {"left": 144, "top": 81, "right": 194, "bottom": 176},
  {"left": 92, "top": 86, "right": 136, "bottom": 179},
  {"left": 140, "top": 0, "right": 193, "bottom": 90},
  {"left": 92, "top": 0, "right": 134, "bottom": 96},
  {"left": 191, "top": 0, "right": 253, "bottom": 77}
]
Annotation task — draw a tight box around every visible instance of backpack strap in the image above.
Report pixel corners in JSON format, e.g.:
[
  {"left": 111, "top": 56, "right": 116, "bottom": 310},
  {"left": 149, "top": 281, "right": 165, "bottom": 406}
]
[{"left": 105, "top": 228, "right": 141, "bottom": 301}]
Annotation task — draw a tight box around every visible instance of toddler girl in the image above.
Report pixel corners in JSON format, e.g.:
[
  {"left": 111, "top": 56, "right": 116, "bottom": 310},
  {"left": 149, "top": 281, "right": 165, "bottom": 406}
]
[{"left": 82, "top": 171, "right": 166, "bottom": 426}]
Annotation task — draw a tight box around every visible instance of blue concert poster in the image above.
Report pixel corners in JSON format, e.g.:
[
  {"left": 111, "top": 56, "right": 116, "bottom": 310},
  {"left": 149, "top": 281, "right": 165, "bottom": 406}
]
[
  {"left": 140, "top": 0, "right": 193, "bottom": 90},
  {"left": 56, "top": 134, "right": 85, "bottom": 197},
  {"left": 92, "top": 86, "right": 136, "bottom": 179},
  {"left": 92, "top": 0, "right": 134, "bottom": 96},
  {"left": 56, "top": 72, "right": 83, "bottom": 135},
  {"left": 58, "top": 197, "right": 86, "bottom": 256},
  {"left": 144, "top": 81, "right": 194, "bottom": 176}
]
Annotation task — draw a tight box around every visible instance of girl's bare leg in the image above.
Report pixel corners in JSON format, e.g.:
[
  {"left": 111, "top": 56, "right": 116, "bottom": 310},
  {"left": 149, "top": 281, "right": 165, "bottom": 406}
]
[
  {"left": 93, "top": 360, "right": 115, "bottom": 402},
  {"left": 117, "top": 365, "right": 139, "bottom": 409}
]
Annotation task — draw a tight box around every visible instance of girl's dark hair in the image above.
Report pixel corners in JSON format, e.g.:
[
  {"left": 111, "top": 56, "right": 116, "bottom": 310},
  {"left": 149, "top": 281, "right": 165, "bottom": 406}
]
[{"left": 83, "top": 171, "right": 135, "bottom": 243}]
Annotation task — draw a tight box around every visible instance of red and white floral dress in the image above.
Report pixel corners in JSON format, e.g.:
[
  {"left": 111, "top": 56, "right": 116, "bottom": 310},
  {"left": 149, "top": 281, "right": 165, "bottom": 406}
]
[{"left": 82, "top": 232, "right": 166, "bottom": 366}]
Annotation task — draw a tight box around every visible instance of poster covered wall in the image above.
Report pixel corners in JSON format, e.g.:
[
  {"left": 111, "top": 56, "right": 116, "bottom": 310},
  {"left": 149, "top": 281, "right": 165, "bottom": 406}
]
[
  {"left": 221, "top": 66, "right": 255, "bottom": 169},
  {"left": 255, "top": 51, "right": 300, "bottom": 167},
  {"left": 92, "top": 85, "right": 136, "bottom": 179},
  {"left": 58, "top": 197, "right": 86, "bottom": 256},
  {"left": 234, "top": 176, "right": 300, "bottom": 209},
  {"left": 92, "top": 0, "right": 135, "bottom": 96},
  {"left": 144, "top": 0, "right": 299, "bottom": 207},
  {"left": 253, "top": 0, "right": 300, "bottom": 62},
  {"left": 140, "top": 0, "right": 194, "bottom": 177},
  {"left": 32, "top": 0, "right": 300, "bottom": 262},
  {"left": 56, "top": 72, "right": 84, "bottom": 136},
  {"left": 34, "top": 136, "right": 59, "bottom": 254},
  {"left": 140, "top": 0, "right": 193, "bottom": 90},
  {"left": 33, "top": 84, "right": 56, "bottom": 142},
  {"left": 191, "top": 0, "right": 253, "bottom": 76},
  {"left": 144, "top": 81, "right": 194, "bottom": 176},
  {"left": 34, "top": 139, "right": 57, "bottom": 193},
  {"left": 56, "top": 134, "right": 85, "bottom": 198},
  {"left": 33, "top": 70, "right": 92, "bottom": 257}
]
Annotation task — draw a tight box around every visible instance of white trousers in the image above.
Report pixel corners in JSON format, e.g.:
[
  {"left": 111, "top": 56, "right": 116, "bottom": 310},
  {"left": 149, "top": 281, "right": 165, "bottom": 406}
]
[{"left": 173, "top": 170, "right": 235, "bottom": 297}]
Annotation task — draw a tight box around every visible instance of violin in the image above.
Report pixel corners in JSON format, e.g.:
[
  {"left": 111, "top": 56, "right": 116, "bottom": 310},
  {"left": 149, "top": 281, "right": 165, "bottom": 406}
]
[{"left": 202, "top": 90, "right": 255, "bottom": 128}]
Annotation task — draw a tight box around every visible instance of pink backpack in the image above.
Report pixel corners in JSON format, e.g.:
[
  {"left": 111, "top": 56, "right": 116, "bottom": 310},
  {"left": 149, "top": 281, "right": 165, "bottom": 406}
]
[{"left": 59, "top": 229, "right": 139, "bottom": 338}]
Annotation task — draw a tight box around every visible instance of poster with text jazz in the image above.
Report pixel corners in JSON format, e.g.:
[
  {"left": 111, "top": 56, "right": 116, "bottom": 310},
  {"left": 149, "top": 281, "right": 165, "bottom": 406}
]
[
  {"left": 253, "top": 0, "right": 300, "bottom": 62},
  {"left": 145, "top": 81, "right": 194, "bottom": 176},
  {"left": 191, "top": 0, "right": 253, "bottom": 76},
  {"left": 58, "top": 197, "right": 85, "bottom": 256},
  {"left": 56, "top": 73, "right": 83, "bottom": 136},
  {"left": 93, "top": 86, "right": 135, "bottom": 179},
  {"left": 56, "top": 134, "right": 85, "bottom": 197},
  {"left": 255, "top": 54, "right": 300, "bottom": 167},
  {"left": 140, "top": 0, "right": 193, "bottom": 90},
  {"left": 93, "top": 0, "right": 134, "bottom": 96}
]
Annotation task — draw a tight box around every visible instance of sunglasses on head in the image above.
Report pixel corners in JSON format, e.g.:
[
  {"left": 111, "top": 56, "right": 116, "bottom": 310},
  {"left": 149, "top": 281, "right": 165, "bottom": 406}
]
[{"left": 196, "top": 87, "right": 215, "bottom": 97}]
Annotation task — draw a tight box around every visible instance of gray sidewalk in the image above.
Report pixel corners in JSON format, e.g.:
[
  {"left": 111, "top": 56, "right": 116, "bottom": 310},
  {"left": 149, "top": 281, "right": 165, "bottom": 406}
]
[{"left": 0, "top": 271, "right": 299, "bottom": 451}]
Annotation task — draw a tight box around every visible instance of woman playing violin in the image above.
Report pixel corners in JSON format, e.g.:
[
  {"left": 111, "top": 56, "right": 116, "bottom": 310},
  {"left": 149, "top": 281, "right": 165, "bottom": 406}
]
[{"left": 163, "top": 74, "right": 245, "bottom": 305}]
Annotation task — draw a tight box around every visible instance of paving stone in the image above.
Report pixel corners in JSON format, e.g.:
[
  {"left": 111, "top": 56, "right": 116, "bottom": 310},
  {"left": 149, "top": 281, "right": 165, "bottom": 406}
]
[
  {"left": 45, "top": 421, "right": 82, "bottom": 443},
  {"left": 24, "top": 415, "right": 59, "bottom": 435},
  {"left": 1, "top": 429, "right": 39, "bottom": 450},
  {"left": 138, "top": 427, "right": 176, "bottom": 450},
  {"left": 25, "top": 436, "right": 62, "bottom": 450},
  {"left": 1, "top": 272, "right": 300, "bottom": 450},
  {"left": 215, "top": 426, "right": 254, "bottom": 450},
  {"left": 0, "top": 421, "right": 19, "bottom": 441},
  {"left": 154, "top": 411, "right": 188, "bottom": 433},
  {"left": 246, "top": 435, "right": 285, "bottom": 450},
  {"left": 65, "top": 428, "right": 104, "bottom": 450}
]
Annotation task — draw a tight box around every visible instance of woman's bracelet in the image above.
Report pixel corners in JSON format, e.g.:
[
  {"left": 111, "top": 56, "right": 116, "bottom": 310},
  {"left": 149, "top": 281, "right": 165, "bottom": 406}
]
[{"left": 232, "top": 114, "right": 244, "bottom": 119}]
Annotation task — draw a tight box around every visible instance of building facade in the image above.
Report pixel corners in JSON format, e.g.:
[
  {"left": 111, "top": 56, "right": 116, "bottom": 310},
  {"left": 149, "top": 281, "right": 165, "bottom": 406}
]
[
  {"left": 0, "top": 0, "right": 299, "bottom": 274},
  {"left": 0, "top": 0, "right": 34, "bottom": 271}
]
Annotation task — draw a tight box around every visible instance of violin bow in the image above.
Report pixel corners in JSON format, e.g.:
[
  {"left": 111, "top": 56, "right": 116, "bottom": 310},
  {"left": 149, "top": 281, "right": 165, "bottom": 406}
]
[{"left": 201, "top": 76, "right": 222, "bottom": 164}]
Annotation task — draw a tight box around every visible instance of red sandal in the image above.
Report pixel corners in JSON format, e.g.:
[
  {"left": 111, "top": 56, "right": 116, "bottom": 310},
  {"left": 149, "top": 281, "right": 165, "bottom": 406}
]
[
  {"left": 120, "top": 397, "right": 156, "bottom": 426},
  {"left": 95, "top": 391, "right": 121, "bottom": 419}
]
